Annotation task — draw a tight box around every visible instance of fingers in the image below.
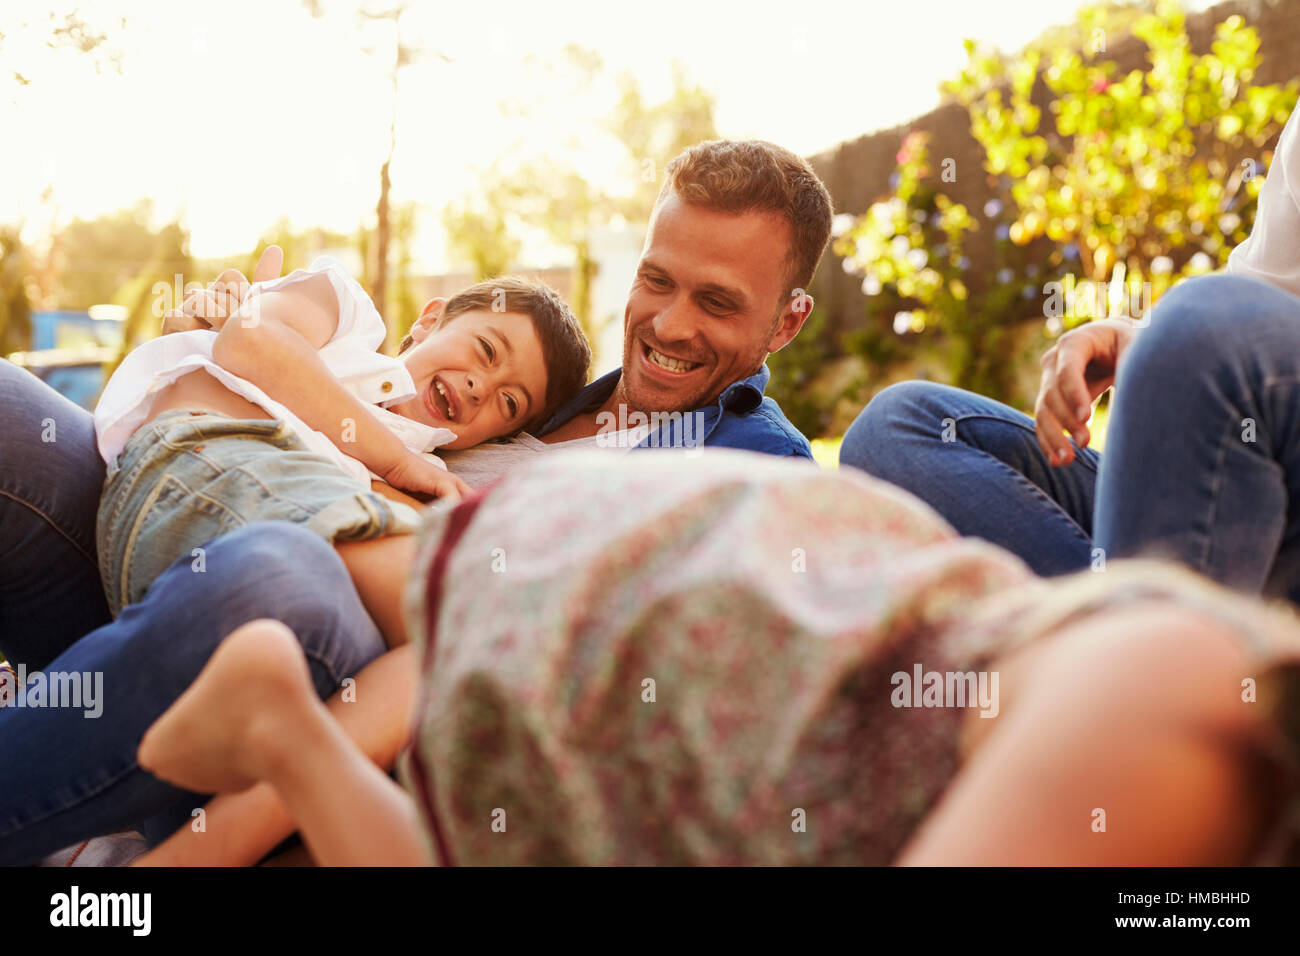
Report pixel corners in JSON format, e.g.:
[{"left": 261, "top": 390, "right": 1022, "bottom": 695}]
[
  {"left": 1043, "top": 384, "right": 1090, "bottom": 451},
  {"left": 183, "top": 288, "right": 226, "bottom": 322},
  {"left": 1034, "top": 399, "right": 1076, "bottom": 467},
  {"left": 162, "top": 287, "right": 224, "bottom": 333},
  {"left": 253, "top": 245, "right": 284, "bottom": 284},
  {"left": 1034, "top": 327, "right": 1107, "bottom": 464},
  {"left": 162, "top": 308, "right": 211, "bottom": 334},
  {"left": 210, "top": 269, "right": 251, "bottom": 316},
  {"left": 160, "top": 255, "right": 268, "bottom": 335},
  {"left": 1035, "top": 350, "right": 1080, "bottom": 466},
  {"left": 436, "top": 473, "right": 472, "bottom": 503},
  {"left": 1054, "top": 344, "right": 1096, "bottom": 429}
]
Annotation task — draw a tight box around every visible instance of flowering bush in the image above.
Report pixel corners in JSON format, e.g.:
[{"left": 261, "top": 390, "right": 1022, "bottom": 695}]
[
  {"left": 825, "top": 0, "right": 1297, "bottom": 422},
  {"left": 835, "top": 131, "right": 1041, "bottom": 398},
  {"left": 948, "top": 0, "right": 1296, "bottom": 330}
]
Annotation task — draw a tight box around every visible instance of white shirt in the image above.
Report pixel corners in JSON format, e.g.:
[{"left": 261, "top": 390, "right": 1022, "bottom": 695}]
[
  {"left": 440, "top": 425, "right": 652, "bottom": 488},
  {"left": 1228, "top": 104, "right": 1300, "bottom": 296},
  {"left": 94, "top": 256, "right": 457, "bottom": 484}
]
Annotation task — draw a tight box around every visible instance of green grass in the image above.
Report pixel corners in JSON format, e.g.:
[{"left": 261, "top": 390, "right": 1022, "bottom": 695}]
[{"left": 811, "top": 437, "right": 842, "bottom": 470}]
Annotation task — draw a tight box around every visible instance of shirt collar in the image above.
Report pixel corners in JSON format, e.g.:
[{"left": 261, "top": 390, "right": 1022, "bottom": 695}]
[
  {"left": 539, "top": 364, "right": 771, "bottom": 435},
  {"left": 719, "top": 364, "right": 768, "bottom": 414}
]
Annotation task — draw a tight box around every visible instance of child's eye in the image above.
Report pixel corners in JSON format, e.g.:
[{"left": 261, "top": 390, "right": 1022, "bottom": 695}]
[
  {"left": 478, "top": 336, "right": 495, "bottom": 362},
  {"left": 505, "top": 395, "right": 518, "bottom": 418}
]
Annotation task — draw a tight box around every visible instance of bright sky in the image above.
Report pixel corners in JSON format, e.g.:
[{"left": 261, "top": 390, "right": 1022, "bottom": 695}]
[{"left": 1, "top": 0, "right": 1217, "bottom": 270}]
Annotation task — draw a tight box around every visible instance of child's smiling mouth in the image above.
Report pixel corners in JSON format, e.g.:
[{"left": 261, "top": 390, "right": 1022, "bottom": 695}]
[{"left": 424, "top": 375, "right": 461, "bottom": 423}]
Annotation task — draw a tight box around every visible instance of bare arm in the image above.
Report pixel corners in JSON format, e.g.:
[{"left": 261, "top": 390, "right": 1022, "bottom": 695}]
[
  {"left": 900, "top": 604, "right": 1281, "bottom": 865},
  {"left": 211, "top": 278, "right": 463, "bottom": 500}
]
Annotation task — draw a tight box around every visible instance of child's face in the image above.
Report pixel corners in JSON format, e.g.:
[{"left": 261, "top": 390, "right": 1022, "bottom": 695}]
[{"left": 390, "top": 306, "right": 550, "bottom": 450}]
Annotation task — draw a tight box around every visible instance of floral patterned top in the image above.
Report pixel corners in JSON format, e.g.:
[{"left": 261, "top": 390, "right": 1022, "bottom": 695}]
[{"left": 400, "top": 449, "right": 1300, "bottom": 865}]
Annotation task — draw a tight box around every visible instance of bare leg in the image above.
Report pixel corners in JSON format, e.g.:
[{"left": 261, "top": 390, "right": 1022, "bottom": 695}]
[
  {"left": 137, "top": 640, "right": 419, "bottom": 866},
  {"left": 137, "top": 620, "right": 430, "bottom": 866},
  {"left": 900, "top": 603, "right": 1289, "bottom": 865},
  {"left": 336, "top": 535, "right": 417, "bottom": 648}
]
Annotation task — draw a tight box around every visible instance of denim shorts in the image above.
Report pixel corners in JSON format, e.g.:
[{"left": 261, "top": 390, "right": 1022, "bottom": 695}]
[{"left": 96, "top": 409, "right": 420, "bottom": 617}]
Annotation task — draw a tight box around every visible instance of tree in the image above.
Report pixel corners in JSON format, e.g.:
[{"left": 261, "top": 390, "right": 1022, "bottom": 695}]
[
  {"left": 2, "top": 9, "right": 124, "bottom": 99},
  {"left": 810, "top": 0, "right": 1300, "bottom": 439},
  {"left": 947, "top": 0, "right": 1297, "bottom": 322},
  {"left": 463, "top": 53, "right": 718, "bottom": 340},
  {"left": 112, "top": 221, "right": 192, "bottom": 357},
  {"left": 441, "top": 187, "right": 521, "bottom": 282},
  {"left": 0, "top": 228, "right": 33, "bottom": 355},
  {"left": 606, "top": 59, "right": 719, "bottom": 221},
  {"left": 301, "top": 1, "right": 450, "bottom": 352},
  {"left": 835, "top": 131, "right": 1037, "bottom": 398},
  {"left": 53, "top": 202, "right": 191, "bottom": 313},
  {"left": 494, "top": 164, "right": 607, "bottom": 341},
  {"left": 389, "top": 199, "right": 421, "bottom": 344},
  {"left": 1, "top": 8, "right": 125, "bottom": 352}
]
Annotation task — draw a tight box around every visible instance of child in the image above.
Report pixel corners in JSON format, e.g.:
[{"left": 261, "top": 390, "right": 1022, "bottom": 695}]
[
  {"left": 137, "top": 451, "right": 1300, "bottom": 865},
  {"left": 94, "top": 251, "right": 590, "bottom": 646}
]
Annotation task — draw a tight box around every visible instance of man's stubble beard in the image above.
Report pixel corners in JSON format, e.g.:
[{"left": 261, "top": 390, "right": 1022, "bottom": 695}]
[
  {"left": 618, "top": 338, "right": 770, "bottom": 418},
  {"left": 617, "top": 302, "right": 781, "bottom": 416}
]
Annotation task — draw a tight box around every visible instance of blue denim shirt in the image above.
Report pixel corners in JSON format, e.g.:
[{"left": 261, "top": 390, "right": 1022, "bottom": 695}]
[{"left": 537, "top": 364, "right": 812, "bottom": 458}]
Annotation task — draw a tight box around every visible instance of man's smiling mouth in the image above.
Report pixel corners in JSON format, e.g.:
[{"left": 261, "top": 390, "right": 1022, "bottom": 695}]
[{"left": 643, "top": 343, "right": 702, "bottom": 374}]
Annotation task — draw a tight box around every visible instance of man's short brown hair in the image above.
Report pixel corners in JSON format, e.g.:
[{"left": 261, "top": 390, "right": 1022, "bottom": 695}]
[
  {"left": 399, "top": 277, "right": 591, "bottom": 433},
  {"left": 659, "top": 139, "right": 834, "bottom": 294}
]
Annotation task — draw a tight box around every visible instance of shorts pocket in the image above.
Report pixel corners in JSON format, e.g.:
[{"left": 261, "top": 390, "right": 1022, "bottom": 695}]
[{"left": 115, "top": 473, "right": 241, "bottom": 613}]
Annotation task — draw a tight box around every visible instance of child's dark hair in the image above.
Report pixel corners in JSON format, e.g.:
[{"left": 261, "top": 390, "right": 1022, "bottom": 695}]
[{"left": 399, "top": 277, "right": 592, "bottom": 433}]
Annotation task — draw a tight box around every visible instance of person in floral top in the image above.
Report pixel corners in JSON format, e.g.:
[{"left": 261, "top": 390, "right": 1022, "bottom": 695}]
[{"left": 136, "top": 451, "right": 1300, "bottom": 865}]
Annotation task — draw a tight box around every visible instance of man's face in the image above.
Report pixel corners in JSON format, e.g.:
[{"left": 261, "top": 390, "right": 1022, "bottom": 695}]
[
  {"left": 389, "top": 309, "right": 549, "bottom": 450},
  {"left": 621, "top": 192, "right": 806, "bottom": 415}
]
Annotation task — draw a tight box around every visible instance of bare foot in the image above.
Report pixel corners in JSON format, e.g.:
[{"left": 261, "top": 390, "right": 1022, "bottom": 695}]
[{"left": 137, "top": 619, "right": 318, "bottom": 794}]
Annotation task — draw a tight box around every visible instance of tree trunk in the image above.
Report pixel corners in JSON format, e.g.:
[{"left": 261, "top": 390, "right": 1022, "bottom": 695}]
[
  {"left": 571, "top": 237, "right": 599, "bottom": 343},
  {"left": 374, "top": 156, "right": 392, "bottom": 352}
]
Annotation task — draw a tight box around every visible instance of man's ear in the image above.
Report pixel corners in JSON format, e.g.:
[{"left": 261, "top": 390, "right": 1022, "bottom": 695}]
[
  {"left": 766, "top": 290, "right": 814, "bottom": 355},
  {"left": 410, "top": 298, "right": 447, "bottom": 344}
]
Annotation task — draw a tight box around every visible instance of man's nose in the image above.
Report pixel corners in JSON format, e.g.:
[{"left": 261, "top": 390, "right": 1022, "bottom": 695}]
[{"left": 652, "top": 296, "right": 696, "bottom": 343}]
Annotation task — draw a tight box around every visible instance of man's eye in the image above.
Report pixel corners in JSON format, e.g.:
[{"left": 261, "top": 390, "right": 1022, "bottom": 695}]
[
  {"left": 704, "top": 297, "right": 729, "bottom": 312},
  {"left": 478, "top": 336, "right": 495, "bottom": 362},
  {"left": 505, "top": 395, "right": 518, "bottom": 418},
  {"left": 645, "top": 274, "right": 669, "bottom": 289}
]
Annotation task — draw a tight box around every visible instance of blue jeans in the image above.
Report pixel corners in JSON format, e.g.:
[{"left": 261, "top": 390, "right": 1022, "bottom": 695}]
[
  {"left": 0, "top": 359, "right": 387, "bottom": 865},
  {"left": 840, "top": 273, "right": 1300, "bottom": 603}
]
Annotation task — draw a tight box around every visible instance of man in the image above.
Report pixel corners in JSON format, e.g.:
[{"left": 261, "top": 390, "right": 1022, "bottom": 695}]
[
  {"left": 0, "top": 138, "right": 832, "bottom": 863},
  {"left": 840, "top": 104, "right": 1300, "bottom": 602},
  {"left": 537, "top": 141, "right": 825, "bottom": 456}
]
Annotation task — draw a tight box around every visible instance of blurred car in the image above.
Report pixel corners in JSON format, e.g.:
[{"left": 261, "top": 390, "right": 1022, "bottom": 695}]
[{"left": 9, "top": 345, "right": 117, "bottom": 411}]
